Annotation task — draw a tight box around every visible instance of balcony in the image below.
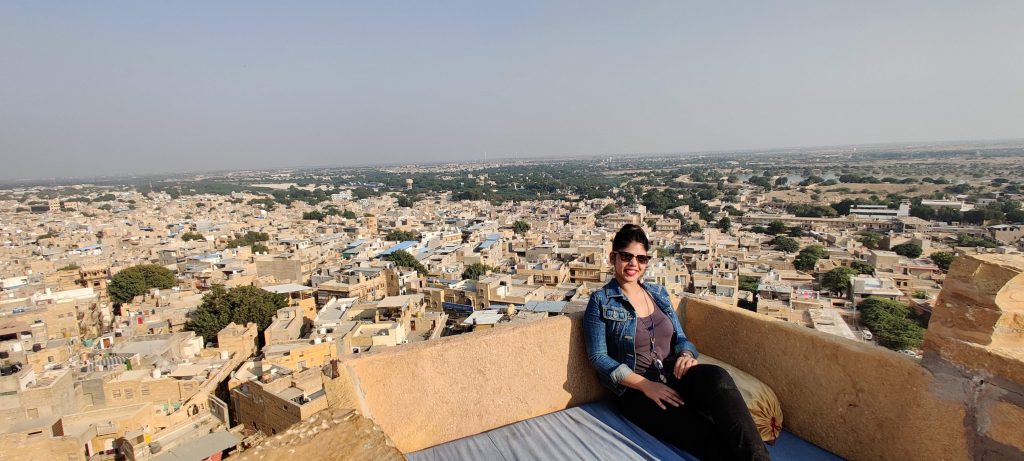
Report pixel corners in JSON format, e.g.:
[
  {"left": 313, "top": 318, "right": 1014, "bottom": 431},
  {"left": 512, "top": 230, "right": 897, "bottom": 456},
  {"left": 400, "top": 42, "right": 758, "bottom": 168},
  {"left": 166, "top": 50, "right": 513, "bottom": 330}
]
[{"left": 236, "top": 253, "right": 1024, "bottom": 460}]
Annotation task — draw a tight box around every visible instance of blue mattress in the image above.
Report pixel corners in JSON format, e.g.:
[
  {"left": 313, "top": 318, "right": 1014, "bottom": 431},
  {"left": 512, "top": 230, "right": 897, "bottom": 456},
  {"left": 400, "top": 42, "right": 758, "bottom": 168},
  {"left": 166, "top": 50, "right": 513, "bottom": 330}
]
[{"left": 408, "top": 400, "right": 843, "bottom": 461}]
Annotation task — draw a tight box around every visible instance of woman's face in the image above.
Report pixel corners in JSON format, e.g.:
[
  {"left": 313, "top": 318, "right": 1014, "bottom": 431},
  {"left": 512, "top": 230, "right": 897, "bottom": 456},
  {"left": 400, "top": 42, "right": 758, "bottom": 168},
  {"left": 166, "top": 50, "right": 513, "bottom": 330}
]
[{"left": 609, "top": 241, "right": 649, "bottom": 285}]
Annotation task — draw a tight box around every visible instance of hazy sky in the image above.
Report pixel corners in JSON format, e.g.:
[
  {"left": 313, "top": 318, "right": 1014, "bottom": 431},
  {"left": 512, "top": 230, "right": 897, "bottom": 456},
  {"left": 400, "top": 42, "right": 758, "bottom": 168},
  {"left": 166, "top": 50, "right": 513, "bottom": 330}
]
[{"left": 2, "top": 1, "right": 1022, "bottom": 181}]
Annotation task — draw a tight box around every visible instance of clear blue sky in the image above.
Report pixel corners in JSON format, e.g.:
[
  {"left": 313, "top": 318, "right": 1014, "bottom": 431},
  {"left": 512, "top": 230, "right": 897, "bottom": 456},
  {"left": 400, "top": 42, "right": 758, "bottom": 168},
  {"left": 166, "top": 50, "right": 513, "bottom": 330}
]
[{"left": 1, "top": 1, "right": 1022, "bottom": 180}]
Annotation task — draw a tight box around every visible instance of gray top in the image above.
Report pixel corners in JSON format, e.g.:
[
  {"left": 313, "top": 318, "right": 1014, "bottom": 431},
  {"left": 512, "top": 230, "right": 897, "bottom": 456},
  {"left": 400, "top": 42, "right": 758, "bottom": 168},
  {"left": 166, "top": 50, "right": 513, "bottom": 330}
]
[{"left": 634, "top": 302, "right": 673, "bottom": 377}]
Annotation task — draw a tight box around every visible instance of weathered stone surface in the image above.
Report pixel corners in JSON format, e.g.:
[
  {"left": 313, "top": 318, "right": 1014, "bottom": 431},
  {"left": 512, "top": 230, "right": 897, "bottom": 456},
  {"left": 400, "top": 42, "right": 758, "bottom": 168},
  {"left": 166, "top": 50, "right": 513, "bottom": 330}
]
[
  {"left": 928, "top": 253, "right": 1024, "bottom": 349},
  {"left": 684, "top": 300, "right": 971, "bottom": 461},
  {"left": 924, "top": 334, "right": 1024, "bottom": 387},
  {"left": 928, "top": 292, "right": 1005, "bottom": 345},
  {"left": 983, "top": 399, "right": 1024, "bottom": 452},
  {"left": 943, "top": 254, "right": 1024, "bottom": 307},
  {"left": 231, "top": 407, "right": 404, "bottom": 461}
]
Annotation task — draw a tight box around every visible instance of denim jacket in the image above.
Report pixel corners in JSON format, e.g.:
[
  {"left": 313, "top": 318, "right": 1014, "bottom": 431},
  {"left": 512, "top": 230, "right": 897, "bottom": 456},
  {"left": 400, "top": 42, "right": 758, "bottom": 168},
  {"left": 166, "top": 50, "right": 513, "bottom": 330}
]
[{"left": 584, "top": 279, "right": 699, "bottom": 395}]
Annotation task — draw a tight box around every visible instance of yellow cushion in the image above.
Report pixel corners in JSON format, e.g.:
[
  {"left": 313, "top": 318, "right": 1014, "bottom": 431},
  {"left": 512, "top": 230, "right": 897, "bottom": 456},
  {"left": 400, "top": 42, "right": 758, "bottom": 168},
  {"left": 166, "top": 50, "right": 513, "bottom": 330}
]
[{"left": 700, "top": 355, "right": 784, "bottom": 444}]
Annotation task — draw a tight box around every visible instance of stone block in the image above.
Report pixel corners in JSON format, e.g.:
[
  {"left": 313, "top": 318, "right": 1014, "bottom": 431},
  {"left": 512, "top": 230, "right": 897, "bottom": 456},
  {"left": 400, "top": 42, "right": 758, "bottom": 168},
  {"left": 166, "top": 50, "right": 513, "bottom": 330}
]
[
  {"left": 930, "top": 291, "right": 1005, "bottom": 345},
  {"left": 983, "top": 400, "right": 1024, "bottom": 452},
  {"left": 924, "top": 334, "right": 1024, "bottom": 386},
  {"left": 927, "top": 254, "right": 1024, "bottom": 349},
  {"left": 944, "top": 254, "right": 1024, "bottom": 307}
]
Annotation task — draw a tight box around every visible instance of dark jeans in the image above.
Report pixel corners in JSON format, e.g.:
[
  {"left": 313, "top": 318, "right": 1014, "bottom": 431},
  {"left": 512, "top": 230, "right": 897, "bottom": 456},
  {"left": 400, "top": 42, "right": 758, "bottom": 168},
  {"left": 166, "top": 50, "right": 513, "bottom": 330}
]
[{"left": 615, "top": 362, "right": 771, "bottom": 461}]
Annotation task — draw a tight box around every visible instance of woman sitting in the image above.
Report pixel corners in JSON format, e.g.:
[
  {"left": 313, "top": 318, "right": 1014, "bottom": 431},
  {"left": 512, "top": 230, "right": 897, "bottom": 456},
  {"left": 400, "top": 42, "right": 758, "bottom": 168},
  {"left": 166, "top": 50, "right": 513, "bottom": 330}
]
[{"left": 584, "top": 224, "right": 770, "bottom": 461}]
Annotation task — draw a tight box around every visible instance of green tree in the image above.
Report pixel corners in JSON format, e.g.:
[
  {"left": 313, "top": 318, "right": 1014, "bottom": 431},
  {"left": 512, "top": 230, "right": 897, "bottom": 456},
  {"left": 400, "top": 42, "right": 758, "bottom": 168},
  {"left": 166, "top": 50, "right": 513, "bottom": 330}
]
[
  {"left": 302, "top": 210, "right": 326, "bottom": 221},
  {"left": 771, "top": 236, "right": 800, "bottom": 253},
  {"left": 747, "top": 176, "right": 773, "bottom": 191},
  {"left": 858, "top": 232, "right": 883, "bottom": 250},
  {"left": 793, "top": 245, "right": 828, "bottom": 272},
  {"left": 930, "top": 251, "right": 956, "bottom": 271},
  {"left": 859, "top": 297, "right": 925, "bottom": 350},
  {"left": 955, "top": 234, "right": 997, "bottom": 248},
  {"left": 180, "top": 231, "right": 204, "bottom": 241},
  {"left": 225, "top": 231, "right": 270, "bottom": 249},
  {"left": 785, "top": 204, "right": 838, "bottom": 218},
  {"left": 342, "top": 210, "right": 357, "bottom": 219},
  {"left": 251, "top": 243, "right": 270, "bottom": 254},
  {"left": 793, "top": 252, "right": 818, "bottom": 272},
  {"left": 821, "top": 267, "right": 856, "bottom": 295},
  {"left": 891, "top": 242, "right": 923, "bottom": 258},
  {"left": 739, "top": 275, "right": 760, "bottom": 293},
  {"left": 385, "top": 250, "right": 428, "bottom": 275},
  {"left": 850, "top": 260, "right": 875, "bottom": 275},
  {"left": 183, "top": 285, "right": 287, "bottom": 348},
  {"left": 767, "top": 220, "right": 787, "bottom": 235},
  {"left": 912, "top": 290, "right": 929, "bottom": 299},
  {"left": 397, "top": 195, "right": 414, "bottom": 208},
  {"left": 803, "top": 244, "right": 829, "bottom": 259},
  {"left": 109, "top": 264, "right": 176, "bottom": 305},
  {"left": 723, "top": 205, "right": 744, "bottom": 217},
  {"left": 461, "top": 263, "right": 494, "bottom": 280},
  {"left": 386, "top": 230, "right": 420, "bottom": 241},
  {"left": 513, "top": 220, "right": 531, "bottom": 235},
  {"left": 717, "top": 217, "right": 732, "bottom": 233}
]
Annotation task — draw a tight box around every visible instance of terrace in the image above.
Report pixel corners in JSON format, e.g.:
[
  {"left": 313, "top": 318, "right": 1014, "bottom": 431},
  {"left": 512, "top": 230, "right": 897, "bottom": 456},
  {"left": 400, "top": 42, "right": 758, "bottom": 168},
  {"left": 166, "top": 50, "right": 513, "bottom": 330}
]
[{"left": 240, "top": 253, "right": 1024, "bottom": 460}]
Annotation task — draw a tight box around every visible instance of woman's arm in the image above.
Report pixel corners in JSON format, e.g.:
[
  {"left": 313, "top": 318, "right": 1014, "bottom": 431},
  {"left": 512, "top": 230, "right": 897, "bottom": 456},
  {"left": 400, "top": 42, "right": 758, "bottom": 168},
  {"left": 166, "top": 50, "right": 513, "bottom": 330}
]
[{"left": 582, "top": 295, "right": 632, "bottom": 384}]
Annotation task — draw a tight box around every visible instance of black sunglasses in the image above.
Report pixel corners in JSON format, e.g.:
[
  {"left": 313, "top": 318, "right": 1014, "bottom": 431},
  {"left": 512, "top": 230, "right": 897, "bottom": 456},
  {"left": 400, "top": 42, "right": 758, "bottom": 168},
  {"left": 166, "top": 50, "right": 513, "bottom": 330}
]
[{"left": 613, "top": 251, "right": 652, "bottom": 264}]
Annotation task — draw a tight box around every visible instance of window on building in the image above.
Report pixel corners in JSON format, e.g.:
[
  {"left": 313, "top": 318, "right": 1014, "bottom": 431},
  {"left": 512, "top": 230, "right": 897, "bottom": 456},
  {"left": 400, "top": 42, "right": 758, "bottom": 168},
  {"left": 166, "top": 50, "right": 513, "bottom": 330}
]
[{"left": 112, "top": 390, "right": 121, "bottom": 399}]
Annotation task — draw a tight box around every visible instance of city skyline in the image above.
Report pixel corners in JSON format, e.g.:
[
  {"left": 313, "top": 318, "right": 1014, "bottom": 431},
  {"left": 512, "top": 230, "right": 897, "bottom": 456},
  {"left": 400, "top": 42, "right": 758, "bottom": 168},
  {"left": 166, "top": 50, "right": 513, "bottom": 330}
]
[{"left": 3, "top": 1, "right": 1024, "bottom": 181}]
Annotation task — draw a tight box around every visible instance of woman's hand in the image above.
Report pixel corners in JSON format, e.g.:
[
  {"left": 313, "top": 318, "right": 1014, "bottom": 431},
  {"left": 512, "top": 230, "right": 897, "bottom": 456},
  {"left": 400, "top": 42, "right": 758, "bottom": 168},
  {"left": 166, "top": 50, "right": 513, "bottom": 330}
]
[
  {"left": 639, "top": 380, "right": 685, "bottom": 410},
  {"left": 673, "top": 353, "right": 698, "bottom": 379}
]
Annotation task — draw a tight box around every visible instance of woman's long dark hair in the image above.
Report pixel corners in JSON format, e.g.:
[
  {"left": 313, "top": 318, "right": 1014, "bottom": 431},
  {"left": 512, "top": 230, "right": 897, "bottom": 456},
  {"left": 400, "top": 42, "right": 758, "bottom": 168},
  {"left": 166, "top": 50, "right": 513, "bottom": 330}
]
[{"left": 611, "top": 224, "right": 650, "bottom": 252}]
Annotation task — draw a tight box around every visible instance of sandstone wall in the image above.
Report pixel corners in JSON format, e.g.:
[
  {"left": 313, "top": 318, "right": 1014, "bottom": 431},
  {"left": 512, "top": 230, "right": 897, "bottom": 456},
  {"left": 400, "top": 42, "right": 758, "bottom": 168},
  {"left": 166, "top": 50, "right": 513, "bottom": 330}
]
[
  {"left": 334, "top": 314, "right": 608, "bottom": 453},
  {"left": 683, "top": 298, "right": 970, "bottom": 460}
]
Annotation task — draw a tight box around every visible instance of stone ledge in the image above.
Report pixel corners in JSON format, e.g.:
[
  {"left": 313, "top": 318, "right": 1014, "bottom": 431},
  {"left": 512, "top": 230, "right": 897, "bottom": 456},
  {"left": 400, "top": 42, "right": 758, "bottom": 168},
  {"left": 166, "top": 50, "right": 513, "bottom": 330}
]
[
  {"left": 924, "top": 334, "right": 1024, "bottom": 388},
  {"left": 334, "top": 313, "right": 607, "bottom": 453},
  {"left": 231, "top": 407, "right": 404, "bottom": 461}
]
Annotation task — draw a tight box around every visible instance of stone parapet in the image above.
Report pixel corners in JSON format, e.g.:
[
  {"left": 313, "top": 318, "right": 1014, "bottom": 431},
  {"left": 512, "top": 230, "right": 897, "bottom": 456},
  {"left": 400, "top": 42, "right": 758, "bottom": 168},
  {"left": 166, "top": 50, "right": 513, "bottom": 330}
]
[
  {"left": 923, "top": 253, "right": 1024, "bottom": 459},
  {"left": 683, "top": 298, "right": 971, "bottom": 461},
  {"left": 331, "top": 314, "right": 607, "bottom": 453}
]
